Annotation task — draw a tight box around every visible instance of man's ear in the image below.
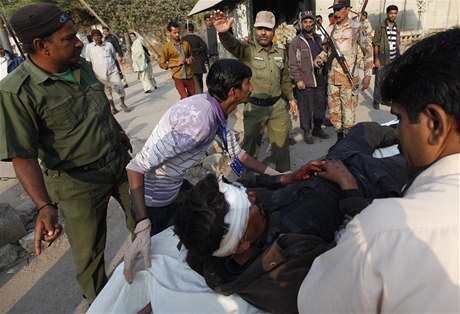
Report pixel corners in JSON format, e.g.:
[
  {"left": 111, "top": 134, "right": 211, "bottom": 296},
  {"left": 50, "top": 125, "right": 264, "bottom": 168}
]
[
  {"left": 234, "top": 239, "right": 250, "bottom": 253},
  {"left": 424, "top": 104, "right": 450, "bottom": 145},
  {"left": 33, "top": 38, "right": 48, "bottom": 56},
  {"left": 227, "top": 87, "right": 237, "bottom": 100}
]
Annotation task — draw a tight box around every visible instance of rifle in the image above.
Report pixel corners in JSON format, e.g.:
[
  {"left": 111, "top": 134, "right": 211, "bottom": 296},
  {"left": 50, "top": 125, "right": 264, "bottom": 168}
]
[
  {"left": 0, "top": 11, "right": 25, "bottom": 59},
  {"left": 351, "top": 0, "right": 369, "bottom": 20},
  {"left": 314, "top": 21, "right": 357, "bottom": 90}
]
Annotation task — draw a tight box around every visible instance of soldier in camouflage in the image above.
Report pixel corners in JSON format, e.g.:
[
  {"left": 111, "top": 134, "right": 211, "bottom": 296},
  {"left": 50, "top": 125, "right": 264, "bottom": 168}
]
[{"left": 314, "top": 0, "right": 373, "bottom": 140}]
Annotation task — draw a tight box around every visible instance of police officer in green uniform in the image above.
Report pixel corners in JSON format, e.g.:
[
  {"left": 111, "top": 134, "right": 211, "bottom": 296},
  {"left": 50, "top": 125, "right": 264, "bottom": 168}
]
[
  {"left": 0, "top": 4, "right": 135, "bottom": 303},
  {"left": 214, "top": 10, "right": 297, "bottom": 173}
]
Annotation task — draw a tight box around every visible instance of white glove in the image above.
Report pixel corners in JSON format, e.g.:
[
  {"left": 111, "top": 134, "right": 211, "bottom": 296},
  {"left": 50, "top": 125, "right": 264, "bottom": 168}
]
[
  {"left": 263, "top": 166, "right": 281, "bottom": 176},
  {"left": 123, "top": 219, "right": 152, "bottom": 284}
]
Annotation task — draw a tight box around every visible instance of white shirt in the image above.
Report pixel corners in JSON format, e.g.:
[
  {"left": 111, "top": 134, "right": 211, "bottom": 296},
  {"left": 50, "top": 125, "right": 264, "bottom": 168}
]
[
  {"left": 85, "top": 42, "right": 118, "bottom": 80},
  {"left": 298, "top": 154, "right": 460, "bottom": 313},
  {"left": 0, "top": 55, "right": 9, "bottom": 81}
]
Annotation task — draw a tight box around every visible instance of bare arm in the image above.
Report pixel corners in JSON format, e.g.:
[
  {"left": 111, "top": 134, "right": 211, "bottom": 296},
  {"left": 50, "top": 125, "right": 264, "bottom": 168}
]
[
  {"left": 12, "top": 158, "right": 61, "bottom": 255},
  {"left": 127, "top": 168, "right": 148, "bottom": 222},
  {"left": 239, "top": 152, "right": 269, "bottom": 174}
]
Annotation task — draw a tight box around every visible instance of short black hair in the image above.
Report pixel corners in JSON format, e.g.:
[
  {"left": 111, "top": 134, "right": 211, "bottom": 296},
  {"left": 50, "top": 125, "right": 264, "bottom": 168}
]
[
  {"left": 380, "top": 28, "right": 460, "bottom": 131},
  {"left": 174, "top": 174, "right": 229, "bottom": 256},
  {"left": 204, "top": 13, "right": 212, "bottom": 19},
  {"left": 167, "top": 21, "right": 180, "bottom": 31},
  {"left": 187, "top": 23, "right": 194, "bottom": 32},
  {"left": 386, "top": 5, "right": 398, "bottom": 13},
  {"left": 102, "top": 26, "right": 110, "bottom": 31},
  {"left": 362, "top": 11, "right": 368, "bottom": 17},
  {"left": 328, "top": 13, "right": 334, "bottom": 19},
  {"left": 206, "top": 59, "right": 252, "bottom": 102}
]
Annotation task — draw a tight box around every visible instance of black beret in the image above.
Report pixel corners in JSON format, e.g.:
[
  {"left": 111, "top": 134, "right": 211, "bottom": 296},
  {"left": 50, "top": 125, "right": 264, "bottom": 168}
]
[{"left": 10, "top": 3, "right": 71, "bottom": 44}]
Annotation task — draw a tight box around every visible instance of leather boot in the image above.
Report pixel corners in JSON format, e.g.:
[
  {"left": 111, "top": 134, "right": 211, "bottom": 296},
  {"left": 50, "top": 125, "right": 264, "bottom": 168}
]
[
  {"left": 304, "top": 130, "right": 314, "bottom": 144},
  {"left": 312, "top": 119, "right": 330, "bottom": 139}
]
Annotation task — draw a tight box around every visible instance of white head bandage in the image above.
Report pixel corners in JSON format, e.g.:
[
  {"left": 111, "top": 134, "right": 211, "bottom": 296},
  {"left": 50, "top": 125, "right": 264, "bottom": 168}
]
[{"left": 212, "top": 179, "right": 251, "bottom": 257}]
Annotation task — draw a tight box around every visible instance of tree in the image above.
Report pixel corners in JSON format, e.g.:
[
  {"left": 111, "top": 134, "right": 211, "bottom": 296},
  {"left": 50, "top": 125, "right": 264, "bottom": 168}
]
[{"left": 1, "top": 0, "right": 198, "bottom": 40}]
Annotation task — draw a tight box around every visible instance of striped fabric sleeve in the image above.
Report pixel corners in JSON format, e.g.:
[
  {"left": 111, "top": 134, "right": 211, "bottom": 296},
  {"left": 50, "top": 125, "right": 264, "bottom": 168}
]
[{"left": 225, "top": 129, "right": 246, "bottom": 160}]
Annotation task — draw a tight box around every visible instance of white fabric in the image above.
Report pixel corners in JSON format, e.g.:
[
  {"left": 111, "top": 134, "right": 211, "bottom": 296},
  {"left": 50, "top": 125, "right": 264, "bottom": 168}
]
[
  {"left": 88, "top": 228, "right": 265, "bottom": 314},
  {"left": 85, "top": 42, "right": 118, "bottom": 79},
  {"left": 213, "top": 181, "right": 250, "bottom": 257},
  {"left": 131, "top": 33, "right": 149, "bottom": 72},
  {"left": 0, "top": 55, "right": 9, "bottom": 81},
  {"left": 188, "top": 0, "right": 224, "bottom": 16},
  {"left": 298, "top": 154, "right": 460, "bottom": 313}
]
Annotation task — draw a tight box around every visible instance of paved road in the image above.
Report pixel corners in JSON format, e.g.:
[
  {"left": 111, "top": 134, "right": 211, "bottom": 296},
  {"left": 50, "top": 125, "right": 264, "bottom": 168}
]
[{"left": 0, "top": 64, "right": 395, "bottom": 314}]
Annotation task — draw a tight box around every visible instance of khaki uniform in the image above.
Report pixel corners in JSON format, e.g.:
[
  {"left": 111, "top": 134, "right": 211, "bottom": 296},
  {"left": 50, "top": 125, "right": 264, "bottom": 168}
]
[
  {"left": 0, "top": 58, "right": 135, "bottom": 302},
  {"left": 318, "top": 18, "right": 373, "bottom": 131},
  {"left": 219, "top": 32, "right": 294, "bottom": 172}
]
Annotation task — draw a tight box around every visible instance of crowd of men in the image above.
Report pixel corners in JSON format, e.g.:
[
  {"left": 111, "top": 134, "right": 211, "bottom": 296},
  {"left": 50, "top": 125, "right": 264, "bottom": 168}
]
[{"left": 0, "top": 1, "right": 458, "bottom": 313}]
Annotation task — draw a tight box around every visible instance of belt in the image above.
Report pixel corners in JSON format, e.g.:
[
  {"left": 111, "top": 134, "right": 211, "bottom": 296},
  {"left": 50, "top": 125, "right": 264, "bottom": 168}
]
[
  {"left": 63, "top": 150, "right": 117, "bottom": 173},
  {"left": 248, "top": 95, "right": 282, "bottom": 107}
]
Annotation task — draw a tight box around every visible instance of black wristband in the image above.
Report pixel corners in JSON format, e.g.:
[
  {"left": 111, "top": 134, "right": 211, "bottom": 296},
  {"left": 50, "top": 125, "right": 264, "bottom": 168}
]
[{"left": 37, "top": 203, "right": 57, "bottom": 213}]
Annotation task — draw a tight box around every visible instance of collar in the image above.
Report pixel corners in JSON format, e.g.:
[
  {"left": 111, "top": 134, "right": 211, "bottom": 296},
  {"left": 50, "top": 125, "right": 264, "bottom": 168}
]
[
  {"left": 336, "top": 18, "right": 352, "bottom": 29},
  {"left": 24, "top": 57, "right": 81, "bottom": 85},
  {"left": 92, "top": 41, "right": 107, "bottom": 47},
  {"left": 404, "top": 154, "right": 460, "bottom": 195},
  {"left": 207, "top": 92, "right": 227, "bottom": 128},
  {"left": 254, "top": 41, "right": 276, "bottom": 54},
  {"left": 384, "top": 18, "right": 398, "bottom": 28}
]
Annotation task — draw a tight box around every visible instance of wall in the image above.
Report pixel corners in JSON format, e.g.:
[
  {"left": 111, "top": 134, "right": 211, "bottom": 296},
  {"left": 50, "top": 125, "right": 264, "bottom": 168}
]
[{"left": 315, "top": 0, "right": 459, "bottom": 32}]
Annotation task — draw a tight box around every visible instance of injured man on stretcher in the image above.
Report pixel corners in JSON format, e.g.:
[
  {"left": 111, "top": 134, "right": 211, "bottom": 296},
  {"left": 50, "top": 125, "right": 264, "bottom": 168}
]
[{"left": 88, "top": 122, "right": 408, "bottom": 314}]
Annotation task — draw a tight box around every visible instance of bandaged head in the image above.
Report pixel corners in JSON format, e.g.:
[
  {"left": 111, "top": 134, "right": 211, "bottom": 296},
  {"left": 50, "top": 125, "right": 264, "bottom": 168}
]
[{"left": 212, "top": 180, "right": 251, "bottom": 257}]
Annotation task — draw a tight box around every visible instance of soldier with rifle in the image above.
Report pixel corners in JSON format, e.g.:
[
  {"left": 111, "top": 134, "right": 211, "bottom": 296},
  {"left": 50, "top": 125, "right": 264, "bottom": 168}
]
[{"left": 314, "top": 0, "right": 373, "bottom": 141}]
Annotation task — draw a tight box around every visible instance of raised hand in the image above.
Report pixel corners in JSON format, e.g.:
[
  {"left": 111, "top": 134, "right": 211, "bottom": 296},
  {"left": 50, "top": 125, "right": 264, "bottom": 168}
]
[{"left": 213, "top": 10, "right": 234, "bottom": 33}]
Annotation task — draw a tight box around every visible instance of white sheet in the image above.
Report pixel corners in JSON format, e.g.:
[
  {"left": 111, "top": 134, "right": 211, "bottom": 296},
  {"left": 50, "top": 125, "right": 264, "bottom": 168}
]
[{"left": 87, "top": 228, "right": 265, "bottom": 314}]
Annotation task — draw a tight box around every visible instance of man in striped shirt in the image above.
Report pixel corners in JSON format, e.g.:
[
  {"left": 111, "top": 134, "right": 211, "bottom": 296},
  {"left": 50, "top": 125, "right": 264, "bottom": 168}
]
[
  {"left": 123, "top": 59, "right": 285, "bottom": 284},
  {"left": 372, "top": 5, "right": 400, "bottom": 109},
  {"left": 86, "top": 29, "right": 129, "bottom": 114}
]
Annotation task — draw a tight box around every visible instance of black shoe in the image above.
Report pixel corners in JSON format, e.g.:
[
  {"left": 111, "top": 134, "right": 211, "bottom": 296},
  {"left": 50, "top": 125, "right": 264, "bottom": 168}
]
[
  {"left": 123, "top": 84, "right": 129, "bottom": 88},
  {"left": 144, "top": 90, "right": 152, "bottom": 93},
  {"left": 304, "top": 130, "right": 314, "bottom": 144},
  {"left": 373, "top": 101, "right": 380, "bottom": 109},
  {"left": 154, "top": 86, "right": 158, "bottom": 89},
  {"left": 312, "top": 126, "right": 330, "bottom": 139}
]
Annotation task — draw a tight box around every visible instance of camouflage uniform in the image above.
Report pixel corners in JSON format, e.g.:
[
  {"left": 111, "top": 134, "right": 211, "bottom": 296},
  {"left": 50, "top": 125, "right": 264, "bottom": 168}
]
[
  {"left": 357, "top": 18, "right": 373, "bottom": 67},
  {"left": 318, "top": 18, "right": 373, "bottom": 131}
]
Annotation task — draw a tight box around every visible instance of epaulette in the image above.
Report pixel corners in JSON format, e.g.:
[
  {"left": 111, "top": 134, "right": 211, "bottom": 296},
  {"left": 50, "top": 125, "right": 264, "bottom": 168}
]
[{"left": 0, "top": 63, "right": 30, "bottom": 95}]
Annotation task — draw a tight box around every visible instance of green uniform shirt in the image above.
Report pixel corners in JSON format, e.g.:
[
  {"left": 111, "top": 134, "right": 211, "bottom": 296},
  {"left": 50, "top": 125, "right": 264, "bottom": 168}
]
[
  {"left": 0, "top": 58, "right": 121, "bottom": 170},
  {"left": 218, "top": 32, "right": 294, "bottom": 101}
]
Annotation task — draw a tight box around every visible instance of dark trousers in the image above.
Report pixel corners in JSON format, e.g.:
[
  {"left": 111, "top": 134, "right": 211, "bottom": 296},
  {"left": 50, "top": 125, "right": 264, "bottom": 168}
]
[
  {"left": 141, "top": 179, "right": 194, "bottom": 235},
  {"left": 373, "top": 66, "right": 385, "bottom": 105},
  {"left": 173, "top": 77, "right": 196, "bottom": 99},
  {"left": 43, "top": 148, "right": 135, "bottom": 303},
  {"left": 327, "top": 122, "right": 408, "bottom": 199},
  {"left": 295, "top": 84, "right": 326, "bottom": 131}
]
